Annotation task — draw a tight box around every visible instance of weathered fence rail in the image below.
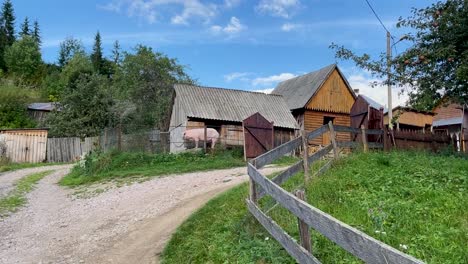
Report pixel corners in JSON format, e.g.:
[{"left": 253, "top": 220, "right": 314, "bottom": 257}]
[{"left": 247, "top": 123, "right": 424, "bottom": 264}]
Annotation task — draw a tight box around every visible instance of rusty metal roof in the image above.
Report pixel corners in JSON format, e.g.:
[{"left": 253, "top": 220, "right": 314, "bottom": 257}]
[{"left": 174, "top": 84, "right": 298, "bottom": 129}]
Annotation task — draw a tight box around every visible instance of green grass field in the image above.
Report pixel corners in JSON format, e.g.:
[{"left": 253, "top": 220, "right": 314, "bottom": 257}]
[
  {"left": 0, "top": 170, "right": 53, "bottom": 217},
  {"left": 60, "top": 148, "right": 248, "bottom": 186},
  {"left": 161, "top": 151, "right": 468, "bottom": 264}
]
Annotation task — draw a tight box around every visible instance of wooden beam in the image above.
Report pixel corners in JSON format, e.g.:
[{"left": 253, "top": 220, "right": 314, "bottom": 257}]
[
  {"left": 307, "top": 144, "right": 333, "bottom": 164},
  {"left": 248, "top": 164, "right": 424, "bottom": 264},
  {"left": 246, "top": 199, "right": 321, "bottom": 264},
  {"left": 328, "top": 122, "right": 338, "bottom": 159},
  {"left": 307, "top": 125, "right": 328, "bottom": 141},
  {"left": 253, "top": 136, "right": 302, "bottom": 169},
  {"left": 257, "top": 159, "right": 303, "bottom": 199},
  {"left": 361, "top": 125, "right": 368, "bottom": 153},
  {"left": 295, "top": 190, "right": 312, "bottom": 254}
]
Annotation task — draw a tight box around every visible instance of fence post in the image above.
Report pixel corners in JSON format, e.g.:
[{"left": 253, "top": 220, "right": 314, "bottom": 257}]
[
  {"left": 328, "top": 122, "right": 338, "bottom": 159},
  {"left": 383, "top": 127, "right": 389, "bottom": 151},
  {"left": 117, "top": 123, "right": 122, "bottom": 151},
  {"left": 204, "top": 125, "right": 207, "bottom": 153},
  {"left": 250, "top": 162, "right": 258, "bottom": 204},
  {"left": 301, "top": 130, "right": 310, "bottom": 183},
  {"left": 295, "top": 189, "right": 312, "bottom": 253},
  {"left": 361, "top": 125, "right": 368, "bottom": 153}
]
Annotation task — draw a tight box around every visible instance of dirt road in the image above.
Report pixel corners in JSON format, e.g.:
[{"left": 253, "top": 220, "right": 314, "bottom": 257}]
[{"left": 0, "top": 165, "right": 283, "bottom": 264}]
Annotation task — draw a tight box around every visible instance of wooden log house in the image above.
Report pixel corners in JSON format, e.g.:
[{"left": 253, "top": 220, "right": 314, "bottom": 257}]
[{"left": 272, "top": 64, "right": 357, "bottom": 147}]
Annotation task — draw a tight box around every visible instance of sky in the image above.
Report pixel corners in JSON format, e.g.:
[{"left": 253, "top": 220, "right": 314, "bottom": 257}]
[{"left": 13, "top": 0, "right": 436, "bottom": 108}]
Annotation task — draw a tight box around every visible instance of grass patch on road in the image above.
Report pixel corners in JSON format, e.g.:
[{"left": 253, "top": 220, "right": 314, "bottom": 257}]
[
  {"left": 60, "top": 148, "right": 246, "bottom": 187},
  {"left": 0, "top": 161, "right": 65, "bottom": 173},
  {"left": 0, "top": 170, "right": 52, "bottom": 217},
  {"left": 161, "top": 151, "right": 467, "bottom": 264}
]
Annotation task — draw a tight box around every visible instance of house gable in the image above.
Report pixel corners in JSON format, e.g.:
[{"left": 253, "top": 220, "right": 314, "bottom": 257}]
[{"left": 306, "top": 69, "right": 355, "bottom": 114}]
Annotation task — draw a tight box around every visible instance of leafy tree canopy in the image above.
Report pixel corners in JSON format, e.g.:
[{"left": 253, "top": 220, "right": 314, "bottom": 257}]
[
  {"left": 58, "top": 37, "right": 84, "bottom": 68},
  {"left": 0, "top": 83, "right": 36, "bottom": 129},
  {"left": 331, "top": 0, "right": 468, "bottom": 110},
  {"left": 4, "top": 35, "right": 43, "bottom": 84}
]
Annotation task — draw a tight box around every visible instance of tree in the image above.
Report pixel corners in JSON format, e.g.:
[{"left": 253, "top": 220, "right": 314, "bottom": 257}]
[
  {"left": 112, "top": 40, "right": 121, "bottom": 65},
  {"left": 0, "top": 84, "right": 36, "bottom": 129},
  {"left": 58, "top": 37, "right": 84, "bottom": 68},
  {"left": 46, "top": 74, "right": 116, "bottom": 137},
  {"left": 91, "top": 31, "right": 104, "bottom": 73},
  {"left": 20, "top": 16, "right": 30, "bottom": 37},
  {"left": 1, "top": 0, "right": 15, "bottom": 46},
  {"left": 32, "top": 20, "right": 40, "bottom": 45},
  {"left": 114, "top": 45, "right": 194, "bottom": 130},
  {"left": 330, "top": 0, "right": 468, "bottom": 110},
  {"left": 4, "top": 35, "right": 42, "bottom": 83},
  {"left": 60, "top": 52, "right": 94, "bottom": 87}
]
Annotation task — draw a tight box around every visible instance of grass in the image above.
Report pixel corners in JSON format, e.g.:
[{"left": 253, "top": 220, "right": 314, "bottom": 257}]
[
  {"left": 0, "top": 161, "right": 65, "bottom": 173},
  {"left": 59, "top": 148, "right": 246, "bottom": 187},
  {"left": 0, "top": 170, "right": 52, "bottom": 217},
  {"left": 161, "top": 151, "right": 468, "bottom": 264}
]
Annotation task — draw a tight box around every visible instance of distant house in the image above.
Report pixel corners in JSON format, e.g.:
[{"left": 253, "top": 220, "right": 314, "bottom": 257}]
[
  {"left": 350, "top": 94, "right": 385, "bottom": 130},
  {"left": 272, "top": 64, "right": 357, "bottom": 147},
  {"left": 27, "top": 103, "right": 57, "bottom": 123},
  {"left": 432, "top": 101, "right": 468, "bottom": 151},
  {"left": 383, "top": 106, "right": 434, "bottom": 131},
  {"left": 169, "top": 84, "right": 298, "bottom": 153}
]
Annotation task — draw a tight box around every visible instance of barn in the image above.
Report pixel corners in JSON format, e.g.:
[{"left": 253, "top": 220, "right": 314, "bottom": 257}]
[
  {"left": 169, "top": 84, "right": 298, "bottom": 153},
  {"left": 272, "top": 64, "right": 357, "bottom": 147},
  {"left": 383, "top": 106, "right": 434, "bottom": 131}
]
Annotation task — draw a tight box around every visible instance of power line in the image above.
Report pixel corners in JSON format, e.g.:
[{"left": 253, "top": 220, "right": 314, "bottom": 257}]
[{"left": 364, "top": 0, "right": 390, "bottom": 33}]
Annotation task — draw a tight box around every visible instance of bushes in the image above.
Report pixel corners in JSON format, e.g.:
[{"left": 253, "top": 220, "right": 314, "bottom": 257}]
[{"left": 0, "top": 82, "right": 37, "bottom": 129}]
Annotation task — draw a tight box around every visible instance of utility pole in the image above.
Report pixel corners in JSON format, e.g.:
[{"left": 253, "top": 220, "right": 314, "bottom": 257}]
[{"left": 386, "top": 31, "right": 393, "bottom": 130}]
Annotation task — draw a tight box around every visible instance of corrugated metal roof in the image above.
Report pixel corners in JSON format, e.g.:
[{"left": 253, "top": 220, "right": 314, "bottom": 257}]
[
  {"left": 360, "top": 95, "right": 387, "bottom": 112},
  {"left": 28, "top": 102, "right": 56, "bottom": 111},
  {"left": 174, "top": 84, "right": 298, "bottom": 129},
  {"left": 272, "top": 64, "right": 352, "bottom": 110},
  {"left": 433, "top": 117, "right": 462, "bottom": 127}
]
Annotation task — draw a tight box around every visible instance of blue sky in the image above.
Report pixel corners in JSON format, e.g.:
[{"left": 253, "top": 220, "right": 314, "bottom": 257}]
[{"left": 14, "top": 0, "right": 435, "bottom": 106}]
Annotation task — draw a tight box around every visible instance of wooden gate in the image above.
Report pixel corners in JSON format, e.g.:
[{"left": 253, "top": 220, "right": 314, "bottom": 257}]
[
  {"left": 243, "top": 112, "right": 274, "bottom": 159},
  {"left": 0, "top": 129, "right": 48, "bottom": 163}
]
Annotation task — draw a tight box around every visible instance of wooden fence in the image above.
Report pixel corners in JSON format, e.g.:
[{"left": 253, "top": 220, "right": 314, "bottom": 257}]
[
  {"left": 0, "top": 129, "right": 48, "bottom": 163},
  {"left": 247, "top": 122, "right": 424, "bottom": 264},
  {"left": 389, "top": 129, "right": 454, "bottom": 152}
]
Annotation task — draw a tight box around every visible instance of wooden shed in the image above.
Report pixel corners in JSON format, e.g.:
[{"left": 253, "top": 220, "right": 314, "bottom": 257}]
[
  {"left": 169, "top": 84, "right": 298, "bottom": 153},
  {"left": 27, "top": 103, "right": 57, "bottom": 123},
  {"left": 350, "top": 94, "right": 385, "bottom": 142},
  {"left": 0, "top": 129, "right": 48, "bottom": 163},
  {"left": 384, "top": 106, "right": 434, "bottom": 132},
  {"left": 272, "top": 64, "right": 357, "bottom": 147}
]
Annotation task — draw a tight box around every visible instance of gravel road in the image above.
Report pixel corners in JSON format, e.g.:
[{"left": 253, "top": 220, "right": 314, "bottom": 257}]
[{"left": 0, "top": 164, "right": 284, "bottom": 264}]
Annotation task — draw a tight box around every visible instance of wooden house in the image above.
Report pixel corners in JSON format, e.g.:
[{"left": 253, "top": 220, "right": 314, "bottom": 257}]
[
  {"left": 272, "top": 64, "right": 356, "bottom": 146},
  {"left": 432, "top": 101, "right": 468, "bottom": 151},
  {"left": 383, "top": 106, "right": 434, "bottom": 131},
  {"left": 169, "top": 84, "right": 298, "bottom": 152}
]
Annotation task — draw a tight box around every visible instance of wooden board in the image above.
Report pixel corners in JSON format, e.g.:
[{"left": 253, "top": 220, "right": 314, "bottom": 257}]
[
  {"left": 243, "top": 112, "right": 274, "bottom": 159},
  {"left": 304, "top": 111, "right": 351, "bottom": 145},
  {"left": 248, "top": 164, "right": 424, "bottom": 264},
  {"left": 253, "top": 136, "right": 302, "bottom": 169}
]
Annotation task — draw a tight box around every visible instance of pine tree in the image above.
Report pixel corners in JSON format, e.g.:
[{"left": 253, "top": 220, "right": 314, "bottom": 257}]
[
  {"left": 32, "top": 20, "right": 40, "bottom": 45},
  {"left": 20, "top": 17, "right": 30, "bottom": 37},
  {"left": 112, "top": 40, "right": 121, "bottom": 65},
  {"left": 1, "top": 0, "right": 15, "bottom": 45},
  {"left": 91, "top": 31, "right": 103, "bottom": 74}
]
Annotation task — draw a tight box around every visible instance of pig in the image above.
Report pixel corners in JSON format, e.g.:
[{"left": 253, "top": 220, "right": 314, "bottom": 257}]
[{"left": 183, "top": 128, "right": 220, "bottom": 149}]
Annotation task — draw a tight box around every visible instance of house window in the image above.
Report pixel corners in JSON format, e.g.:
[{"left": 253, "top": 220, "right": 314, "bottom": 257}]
[{"left": 323, "top": 116, "right": 335, "bottom": 125}]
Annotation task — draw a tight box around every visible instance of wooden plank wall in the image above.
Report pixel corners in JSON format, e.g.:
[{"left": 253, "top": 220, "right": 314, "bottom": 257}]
[
  {"left": 1, "top": 130, "right": 48, "bottom": 163},
  {"left": 47, "top": 137, "right": 82, "bottom": 163},
  {"left": 304, "top": 110, "right": 351, "bottom": 145}
]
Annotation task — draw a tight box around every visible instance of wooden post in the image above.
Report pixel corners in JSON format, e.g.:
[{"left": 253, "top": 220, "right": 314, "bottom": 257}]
[
  {"left": 301, "top": 130, "right": 310, "bottom": 183},
  {"left": 250, "top": 161, "right": 258, "bottom": 205},
  {"left": 204, "top": 125, "right": 207, "bottom": 153},
  {"left": 295, "top": 189, "right": 312, "bottom": 253},
  {"left": 383, "top": 127, "right": 390, "bottom": 151},
  {"left": 328, "top": 121, "right": 338, "bottom": 159},
  {"left": 361, "top": 125, "right": 368, "bottom": 153}
]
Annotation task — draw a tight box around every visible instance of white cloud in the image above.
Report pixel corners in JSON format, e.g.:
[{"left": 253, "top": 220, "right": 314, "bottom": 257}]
[
  {"left": 347, "top": 73, "right": 409, "bottom": 108},
  {"left": 99, "top": 0, "right": 217, "bottom": 25},
  {"left": 252, "top": 88, "right": 274, "bottom": 94},
  {"left": 252, "top": 73, "right": 297, "bottom": 86},
  {"left": 256, "top": 0, "right": 301, "bottom": 18},
  {"left": 281, "top": 22, "right": 300, "bottom": 32},
  {"left": 224, "top": 0, "right": 241, "bottom": 8},
  {"left": 224, "top": 72, "right": 252, "bottom": 82},
  {"left": 211, "top": 17, "right": 246, "bottom": 35}
]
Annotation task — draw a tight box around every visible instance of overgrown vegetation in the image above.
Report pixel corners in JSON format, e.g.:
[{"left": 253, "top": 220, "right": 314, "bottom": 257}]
[
  {"left": 60, "top": 148, "right": 246, "bottom": 187},
  {"left": 161, "top": 151, "right": 467, "bottom": 264},
  {"left": 0, "top": 170, "right": 52, "bottom": 217}
]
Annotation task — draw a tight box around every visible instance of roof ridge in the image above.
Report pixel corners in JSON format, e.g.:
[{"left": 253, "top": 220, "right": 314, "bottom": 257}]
[
  {"left": 174, "top": 83, "right": 283, "bottom": 97},
  {"left": 275, "top": 63, "right": 336, "bottom": 87}
]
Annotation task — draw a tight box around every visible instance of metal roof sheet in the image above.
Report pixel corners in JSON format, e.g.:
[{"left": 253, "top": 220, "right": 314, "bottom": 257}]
[
  {"left": 272, "top": 64, "right": 347, "bottom": 110},
  {"left": 28, "top": 102, "right": 56, "bottom": 111},
  {"left": 174, "top": 84, "right": 298, "bottom": 129},
  {"left": 432, "top": 117, "right": 462, "bottom": 127},
  {"left": 360, "top": 94, "right": 387, "bottom": 112}
]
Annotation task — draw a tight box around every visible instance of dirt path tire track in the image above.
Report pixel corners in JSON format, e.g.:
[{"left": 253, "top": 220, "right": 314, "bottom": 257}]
[{"left": 0, "top": 165, "right": 284, "bottom": 264}]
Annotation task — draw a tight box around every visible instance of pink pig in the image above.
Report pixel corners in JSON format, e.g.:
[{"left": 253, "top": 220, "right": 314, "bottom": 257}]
[{"left": 183, "top": 128, "right": 220, "bottom": 149}]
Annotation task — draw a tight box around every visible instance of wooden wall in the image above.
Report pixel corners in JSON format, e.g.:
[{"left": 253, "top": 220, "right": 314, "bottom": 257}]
[
  {"left": 384, "top": 110, "right": 433, "bottom": 128},
  {"left": 306, "top": 69, "right": 355, "bottom": 114},
  {"left": 304, "top": 110, "right": 351, "bottom": 145},
  {"left": 433, "top": 103, "right": 463, "bottom": 121},
  {"left": 0, "top": 129, "right": 48, "bottom": 163}
]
